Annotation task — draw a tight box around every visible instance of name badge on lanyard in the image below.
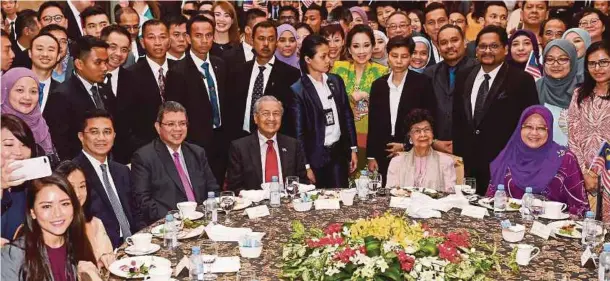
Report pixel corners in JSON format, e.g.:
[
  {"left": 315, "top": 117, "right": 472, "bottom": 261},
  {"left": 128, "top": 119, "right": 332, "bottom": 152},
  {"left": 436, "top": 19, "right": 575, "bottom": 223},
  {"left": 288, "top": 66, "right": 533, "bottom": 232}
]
[{"left": 323, "top": 108, "right": 335, "bottom": 126}]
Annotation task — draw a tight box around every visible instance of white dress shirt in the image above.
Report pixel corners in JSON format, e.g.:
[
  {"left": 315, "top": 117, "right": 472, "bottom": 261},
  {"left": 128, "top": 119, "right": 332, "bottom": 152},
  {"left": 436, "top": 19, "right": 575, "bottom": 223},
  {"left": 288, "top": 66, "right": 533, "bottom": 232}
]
[
  {"left": 82, "top": 150, "right": 124, "bottom": 236},
  {"left": 146, "top": 56, "right": 169, "bottom": 89},
  {"left": 131, "top": 41, "right": 141, "bottom": 62},
  {"left": 307, "top": 73, "right": 341, "bottom": 146},
  {"left": 166, "top": 145, "right": 192, "bottom": 186},
  {"left": 106, "top": 67, "right": 120, "bottom": 97},
  {"left": 242, "top": 41, "right": 254, "bottom": 62},
  {"left": 39, "top": 77, "right": 52, "bottom": 112},
  {"left": 76, "top": 73, "right": 101, "bottom": 105},
  {"left": 16, "top": 41, "right": 26, "bottom": 52},
  {"left": 67, "top": 0, "right": 83, "bottom": 36},
  {"left": 470, "top": 63, "right": 503, "bottom": 116},
  {"left": 243, "top": 56, "right": 275, "bottom": 132},
  {"left": 431, "top": 43, "right": 443, "bottom": 64},
  {"left": 258, "top": 131, "right": 283, "bottom": 183},
  {"left": 166, "top": 52, "right": 185, "bottom": 61},
  {"left": 190, "top": 50, "right": 222, "bottom": 128},
  {"left": 387, "top": 70, "right": 408, "bottom": 136}
]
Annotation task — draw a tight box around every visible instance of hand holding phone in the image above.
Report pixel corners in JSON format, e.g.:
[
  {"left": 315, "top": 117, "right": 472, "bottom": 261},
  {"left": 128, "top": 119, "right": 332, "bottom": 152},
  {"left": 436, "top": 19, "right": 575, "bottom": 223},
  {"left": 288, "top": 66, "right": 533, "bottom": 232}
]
[{"left": 9, "top": 156, "right": 52, "bottom": 182}]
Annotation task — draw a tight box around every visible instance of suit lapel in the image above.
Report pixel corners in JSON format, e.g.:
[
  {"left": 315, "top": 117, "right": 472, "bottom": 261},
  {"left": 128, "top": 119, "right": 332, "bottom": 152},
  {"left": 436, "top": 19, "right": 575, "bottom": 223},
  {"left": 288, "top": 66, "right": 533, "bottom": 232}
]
[
  {"left": 107, "top": 162, "right": 133, "bottom": 220},
  {"left": 396, "top": 72, "right": 412, "bottom": 127},
  {"left": 77, "top": 153, "right": 114, "bottom": 210},
  {"left": 302, "top": 76, "right": 324, "bottom": 113},
  {"left": 142, "top": 59, "right": 161, "bottom": 94},
  {"left": 73, "top": 77, "right": 97, "bottom": 109},
  {"left": 181, "top": 145, "right": 201, "bottom": 202},
  {"left": 277, "top": 135, "right": 289, "bottom": 178},
  {"left": 463, "top": 65, "right": 479, "bottom": 128},
  {"left": 249, "top": 135, "right": 263, "bottom": 183},
  {"left": 437, "top": 63, "right": 451, "bottom": 96},
  {"left": 153, "top": 139, "right": 187, "bottom": 196},
  {"left": 482, "top": 63, "right": 507, "bottom": 111}
]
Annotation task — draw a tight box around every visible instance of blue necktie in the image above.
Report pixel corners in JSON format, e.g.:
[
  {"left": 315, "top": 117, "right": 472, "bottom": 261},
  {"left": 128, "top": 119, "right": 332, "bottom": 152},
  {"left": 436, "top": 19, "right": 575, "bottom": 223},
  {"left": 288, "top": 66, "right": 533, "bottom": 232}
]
[
  {"left": 201, "top": 62, "right": 220, "bottom": 127},
  {"left": 38, "top": 82, "right": 45, "bottom": 107},
  {"left": 448, "top": 67, "right": 456, "bottom": 93}
]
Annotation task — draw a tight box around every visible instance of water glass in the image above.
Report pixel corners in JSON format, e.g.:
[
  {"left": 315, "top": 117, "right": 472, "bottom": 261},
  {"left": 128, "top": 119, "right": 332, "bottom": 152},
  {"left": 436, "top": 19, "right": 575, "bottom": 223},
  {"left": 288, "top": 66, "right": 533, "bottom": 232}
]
[
  {"left": 285, "top": 176, "right": 299, "bottom": 199},
  {"left": 463, "top": 177, "right": 476, "bottom": 194},
  {"left": 530, "top": 194, "right": 546, "bottom": 220},
  {"left": 220, "top": 191, "right": 236, "bottom": 224},
  {"left": 367, "top": 181, "right": 380, "bottom": 202},
  {"left": 201, "top": 240, "right": 218, "bottom": 280},
  {"left": 167, "top": 210, "right": 183, "bottom": 231},
  {"left": 584, "top": 219, "right": 604, "bottom": 254}
]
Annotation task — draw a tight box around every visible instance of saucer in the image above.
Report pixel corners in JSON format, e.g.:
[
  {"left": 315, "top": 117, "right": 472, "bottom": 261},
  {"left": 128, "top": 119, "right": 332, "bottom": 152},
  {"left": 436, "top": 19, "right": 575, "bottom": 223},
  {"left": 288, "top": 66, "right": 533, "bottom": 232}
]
[
  {"left": 177, "top": 211, "right": 204, "bottom": 220},
  {"left": 538, "top": 213, "right": 570, "bottom": 220},
  {"left": 125, "top": 244, "right": 161, "bottom": 256}
]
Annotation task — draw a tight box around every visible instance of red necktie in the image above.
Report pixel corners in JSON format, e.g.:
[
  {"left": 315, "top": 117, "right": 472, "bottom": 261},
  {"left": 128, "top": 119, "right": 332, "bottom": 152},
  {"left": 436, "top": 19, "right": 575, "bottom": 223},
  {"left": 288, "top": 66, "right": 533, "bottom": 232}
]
[{"left": 264, "top": 140, "right": 279, "bottom": 182}]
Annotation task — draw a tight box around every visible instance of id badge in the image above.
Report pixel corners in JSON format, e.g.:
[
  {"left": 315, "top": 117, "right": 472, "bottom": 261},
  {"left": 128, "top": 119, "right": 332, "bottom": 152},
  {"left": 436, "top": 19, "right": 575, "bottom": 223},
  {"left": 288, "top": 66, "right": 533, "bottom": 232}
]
[{"left": 323, "top": 108, "right": 335, "bottom": 126}]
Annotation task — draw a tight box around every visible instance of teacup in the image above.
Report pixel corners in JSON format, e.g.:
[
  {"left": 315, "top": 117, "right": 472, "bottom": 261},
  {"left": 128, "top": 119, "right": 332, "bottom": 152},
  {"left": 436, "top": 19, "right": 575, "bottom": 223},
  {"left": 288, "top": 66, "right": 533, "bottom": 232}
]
[
  {"left": 144, "top": 266, "right": 172, "bottom": 281},
  {"left": 177, "top": 201, "right": 197, "bottom": 218},
  {"left": 543, "top": 201, "right": 567, "bottom": 218},
  {"left": 515, "top": 244, "right": 540, "bottom": 266},
  {"left": 340, "top": 189, "right": 357, "bottom": 206},
  {"left": 126, "top": 233, "right": 153, "bottom": 251}
]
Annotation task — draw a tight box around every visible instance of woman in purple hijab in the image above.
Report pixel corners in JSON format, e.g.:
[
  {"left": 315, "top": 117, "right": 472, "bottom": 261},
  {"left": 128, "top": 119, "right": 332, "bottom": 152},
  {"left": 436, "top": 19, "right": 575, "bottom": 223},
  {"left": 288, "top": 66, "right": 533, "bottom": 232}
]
[
  {"left": 486, "top": 105, "right": 589, "bottom": 216},
  {"left": 275, "top": 24, "right": 300, "bottom": 69},
  {"left": 1, "top": 68, "right": 55, "bottom": 156}
]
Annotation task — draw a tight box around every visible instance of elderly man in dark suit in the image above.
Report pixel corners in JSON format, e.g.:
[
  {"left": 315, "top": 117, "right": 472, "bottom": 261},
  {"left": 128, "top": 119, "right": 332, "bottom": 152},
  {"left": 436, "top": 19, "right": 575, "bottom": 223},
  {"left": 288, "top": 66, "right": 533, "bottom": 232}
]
[
  {"left": 45, "top": 36, "right": 116, "bottom": 160},
  {"left": 131, "top": 101, "right": 219, "bottom": 225},
  {"left": 290, "top": 35, "right": 357, "bottom": 189},
  {"left": 453, "top": 25, "right": 539, "bottom": 195},
  {"left": 73, "top": 110, "right": 142, "bottom": 248},
  {"left": 227, "top": 96, "right": 308, "bottom": 195},
  {"left": 367, "top": 36, "right": 436, "bottom": 182}
]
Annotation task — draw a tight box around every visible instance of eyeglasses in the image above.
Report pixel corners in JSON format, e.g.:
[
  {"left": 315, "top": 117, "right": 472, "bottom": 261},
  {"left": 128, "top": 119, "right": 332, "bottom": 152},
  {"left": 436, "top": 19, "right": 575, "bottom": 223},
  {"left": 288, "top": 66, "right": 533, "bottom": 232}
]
[
  {"left": 449, "top": 19, "right": 465, "bottom": 25},
  {"left": 258, "top": 111, "right": 282, "bottom": 119},
  {"left": 477, "top": 43, "right": 501, "bottom": 51},
  {"left": 160, "top": 121, "right": 188, "bottom": 129},
  {"left": 544, "top": 57, "right": 570, "bottom": 65},
  {"left": 42, "top": 15, "right": 64, "bottom": 24},
  {"left": 579, "top": 18, "right": 600, "bottom": 27},
  {"left": 387, "top": 23, "right": 409, "bottom": 31},
  {"left": 120, "top": 24, "right": 140, "bottom": 32},
  {"left": 521, "top": 124, "right": 548, "bottom": 133},
  {"left": 587, "top": 60, "right": 610, "bottom": 68},
  {"left": 410, "top": 127, "right": 432, "bottom": 135},
  {"left": 543, "top": 30, "right": 564, "bottom": 37},
  {"left": 85, "top": 130, "right": 113, "bottom": 137}
]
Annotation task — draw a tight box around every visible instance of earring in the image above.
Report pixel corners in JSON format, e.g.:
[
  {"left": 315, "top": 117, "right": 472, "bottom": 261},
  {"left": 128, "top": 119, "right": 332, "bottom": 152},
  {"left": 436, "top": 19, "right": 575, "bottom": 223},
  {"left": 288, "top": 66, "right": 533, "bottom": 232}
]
[{"left": 409, "top": 138, "right": 413, "bottom": 144}]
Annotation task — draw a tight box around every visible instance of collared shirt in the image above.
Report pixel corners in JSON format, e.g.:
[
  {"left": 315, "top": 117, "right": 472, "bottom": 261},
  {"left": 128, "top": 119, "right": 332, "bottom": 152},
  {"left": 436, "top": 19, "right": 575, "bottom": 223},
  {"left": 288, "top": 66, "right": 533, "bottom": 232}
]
[
  {"left": 106, "top": 67, "right": 120, "bottom": 97},
  {"left": 243, "top": 56, "right": 275, "bottom": 132},
  {"left": 470, "top": 63, "right": 503, "bottom": 116},
  {"left": 431, "top": 43, "right": 443, "bottom": 64},
  {"left": 307, "top": 73, "right": 341, "bottom": 146},
  {"left": 75, "top": 73, "right": 100, "bottom": 105},
  {"left": 146, "top": 56, "right": 169, "bottom": 90},
  {"left": 166, "top": 145, "right": 192, "bottom": 186},
  {"left": 16, "top": 41, "right": 26, "bottom": 51},
  {"left": 190, "top": 50, "right": 222, "bottom": 128},
  {"left": 39, "top": 77, "right": 52, "bottom": 112},
  {"left": 131, "top": 41, "right": 140, "bottom": 62},
  {"left": 258, "top": 131, "right": 283, "bottom": 183},
  {"left": 166, "top": 52, "right": 185, "bottom": 61},
  {"left": 242, "top": 41, "right": 254, "bottom": 62},
  {"left": 81, "top": 150, "right": 124, "bottom": 236},
  {"left": 387, "top": 70, "right": 408, "bottom": 136},
  {"left": 67, "top": 0, "right": 83, "bottom": 36},
  {"left": 7, "top": 19, "right": 16, "bottom": 40}
]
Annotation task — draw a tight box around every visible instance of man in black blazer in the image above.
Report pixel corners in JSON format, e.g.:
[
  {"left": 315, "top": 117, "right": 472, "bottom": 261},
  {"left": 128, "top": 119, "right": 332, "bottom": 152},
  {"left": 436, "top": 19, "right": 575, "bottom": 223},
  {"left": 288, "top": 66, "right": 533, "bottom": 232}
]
[
  {"left": 64, "top": 0, "right": 92, "bottom": 41},
  {"left": 221, "top": 8, "right": 266, "bottom": 66},
  {"left": 425, "top": 25, "right": 477, "bottom": 154},
  {"left": 229, "top": 20, "right": 301, "bottom": 139},
  {"left": 165, "top": 16, "right": 228, "bottom": 185},
  {"left": 367, "top": 36, "right": 436, "bottom": 181},
  {"left": 10, "top": 9, "right": 39, "bottom": 69},
  {"left": 452, "top": 26, "right": 539, "bottom": 195},
  {"left": 227, "top": 96, "right": 308, "bottom": 194},
  {"left": 118, "top": 20, "right": 172, "bottom": 164},
  {"left": 73, "top": 110, "right": 142, "bottom": 248},
  {"left": 46, "top": 36, "right": 116, "bottom": 160},
  {"left": 290, "top": 35, "right": 357, "bottom": 189},
  {"left": 131, "top": 101, "right": 219, "bottom": 225}
]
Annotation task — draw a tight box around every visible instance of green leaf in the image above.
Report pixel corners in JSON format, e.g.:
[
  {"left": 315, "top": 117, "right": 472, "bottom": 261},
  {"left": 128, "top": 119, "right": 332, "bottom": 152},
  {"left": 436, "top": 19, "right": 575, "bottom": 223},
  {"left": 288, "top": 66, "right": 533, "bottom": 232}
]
[
  {"left": 378, "top": 265, "right": 402, "bottom": 281},
  {"left": 291, "top": 221, "right": 306, "bottom": 241},
  {"left": 364, "top": 236, "right": 381, "bottom": 257}
]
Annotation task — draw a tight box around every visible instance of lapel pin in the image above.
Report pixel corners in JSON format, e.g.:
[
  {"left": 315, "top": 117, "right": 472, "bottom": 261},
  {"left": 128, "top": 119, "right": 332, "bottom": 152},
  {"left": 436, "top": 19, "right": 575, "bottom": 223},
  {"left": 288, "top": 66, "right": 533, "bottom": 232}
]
[{"left": 282, "top": 148, "right": 287, "bottom": 152}]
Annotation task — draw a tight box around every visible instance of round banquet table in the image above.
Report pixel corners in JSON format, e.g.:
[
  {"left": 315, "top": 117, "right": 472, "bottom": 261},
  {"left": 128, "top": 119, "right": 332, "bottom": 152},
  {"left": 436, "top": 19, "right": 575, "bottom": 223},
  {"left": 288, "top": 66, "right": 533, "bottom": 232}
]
[{"left": 109, "top": 195, "right": 598, "bottom": 280}]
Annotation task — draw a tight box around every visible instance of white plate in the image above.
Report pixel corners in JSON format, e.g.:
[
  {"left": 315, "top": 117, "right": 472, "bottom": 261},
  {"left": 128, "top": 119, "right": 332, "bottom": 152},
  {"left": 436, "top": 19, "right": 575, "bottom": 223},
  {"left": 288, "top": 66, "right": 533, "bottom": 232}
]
[
  {"left": 538, "top": 213, "right": 571, "bottom": 220},
  {"left": 176, "top": 211, "right": 204, "bottom": 220},
  {"left": 548, "top": 220, "right": 581, "bottom": 239},
  {"left": 477, "top": 198, "right": 521, "bottom": 212},
  {"left": 390, "top": 188, "right": 411, "bottom": 197},
  {"left": 216, "top": 197, "right": 252, "bottom": 211},
  {"left": 108, "top": 256, "right": 171, "bottom": 279},
  {"left": 150, "top": 224, "right": 204, "bottom": 240},
  {"left": 125, "top": 244, "right": 161, "bottom": 256},
  {"left": 404, "top": 186, "right": 438, "bottom": 194}
]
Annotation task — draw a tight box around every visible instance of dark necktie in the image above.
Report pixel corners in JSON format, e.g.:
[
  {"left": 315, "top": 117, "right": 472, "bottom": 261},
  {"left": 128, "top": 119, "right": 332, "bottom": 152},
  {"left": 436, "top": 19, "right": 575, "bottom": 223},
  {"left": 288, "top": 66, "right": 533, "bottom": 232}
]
[
  {"left": 264, "top": 140, "right": 279, "bottom": 182},
  {"left": 9, "top": 22, "right": 15, "bottom": 41},
  {"left": 90, "top": 85, "right": 105, "bottom": 110},
  {"left": 38, "top": 82, "right": 45, "bottom": 107},
  {"left": 473, "top": 74, "right": 491, "bottom": 123},
  {"left": 100, "top": 164, "right": 132, "bottom": 238},
  {"left": 157, "top": 67, "right": 165, "bottom": 101},
  {"left": 105, "top": 73, "right": 113, "bottom": 95},
  {"left": 250, "top": 66, "right": 266, "bottom": 132},
  {"left": 201, "top": 62, "right": 221, "bottom": 127},
  {"left": 172, "top": 152, "right": 196, "bottom": 201},
  {"left": 448, "top": 67, "right": 456, "bottom": 93}
]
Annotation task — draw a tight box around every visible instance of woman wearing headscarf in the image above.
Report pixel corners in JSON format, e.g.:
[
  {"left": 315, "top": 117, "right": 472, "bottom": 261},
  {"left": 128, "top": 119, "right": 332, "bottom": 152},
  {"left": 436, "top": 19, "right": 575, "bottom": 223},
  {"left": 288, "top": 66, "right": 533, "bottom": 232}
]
[
  {"left": 506, "top": 29, "right": 542, "bottom": 79},
  {"left": 371, "top": 30, "right": 388, "bottom": 67},
  {"left": 0, "top": 68, "right": 56, "bottom": 159},
  {"left": 562, "top": 28, "right": 592, "bottom": 84},
  {"left": 275, "top": 24, "right": 300, "bottom": 69},
  {"left": 536, "top": 39, "right": 579, "bottom": 145},
  {"left": 349, "top": 6, "right": 369, "bottom": 28},
  {"left": 409, "top": 36, "right": 432, "bottom": 73},
  {"left": 486, "top": 105, "right": 589, "bottom": 216}
]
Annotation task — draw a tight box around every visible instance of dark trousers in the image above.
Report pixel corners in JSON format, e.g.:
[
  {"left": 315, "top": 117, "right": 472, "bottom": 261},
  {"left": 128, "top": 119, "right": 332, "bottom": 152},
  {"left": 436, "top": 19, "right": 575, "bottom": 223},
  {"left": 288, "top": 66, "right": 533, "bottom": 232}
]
[{"left": 312, "top": 143, "right": 349, "bottom": 189}]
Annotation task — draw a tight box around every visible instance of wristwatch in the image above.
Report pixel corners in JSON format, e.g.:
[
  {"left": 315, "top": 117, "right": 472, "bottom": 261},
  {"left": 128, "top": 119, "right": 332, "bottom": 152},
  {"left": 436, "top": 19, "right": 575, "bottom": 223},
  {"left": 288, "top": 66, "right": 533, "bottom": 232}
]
[{"left": 351, "top": 147, "right": 358, "bottom": 153}]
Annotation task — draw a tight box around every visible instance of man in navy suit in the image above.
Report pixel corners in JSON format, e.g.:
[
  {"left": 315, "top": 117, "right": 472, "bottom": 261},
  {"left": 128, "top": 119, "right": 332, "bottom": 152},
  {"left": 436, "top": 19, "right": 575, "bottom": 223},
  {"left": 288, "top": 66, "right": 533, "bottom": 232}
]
[
  {"left": 290, "top": 35, "right": 357, "bottom": 189},
  {"left": 73, "top": 109, "right": 142, "bottom": 248}
]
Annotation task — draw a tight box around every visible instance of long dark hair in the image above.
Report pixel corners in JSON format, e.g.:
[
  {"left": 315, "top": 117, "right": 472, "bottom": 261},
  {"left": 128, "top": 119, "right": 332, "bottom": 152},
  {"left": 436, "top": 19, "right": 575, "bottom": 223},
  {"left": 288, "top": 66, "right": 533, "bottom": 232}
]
[
  {"left": 577, "top": 40, "right": 610, "bottom": 107},
  {"left": 17, "top": 174, "right": 96, "bottom": 281},
  {"left": 345, "top": 24, "right": 375, "bottom": 61},
  {"left": 1, "top": 114, "right": 40, "bottom": 158},
  {"left": 299, "top": 34, "right": 329, "bottom": 74},
  {"left": 54, "top": 160, "right": 94, "bottom": 222}
]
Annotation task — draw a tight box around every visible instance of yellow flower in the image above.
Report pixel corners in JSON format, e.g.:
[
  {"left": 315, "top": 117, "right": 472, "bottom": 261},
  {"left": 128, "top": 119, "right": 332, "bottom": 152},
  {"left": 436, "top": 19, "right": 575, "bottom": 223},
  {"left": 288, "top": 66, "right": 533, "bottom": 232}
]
[{"left": 348, "top": 213, "right": 424, "bottom": 247}]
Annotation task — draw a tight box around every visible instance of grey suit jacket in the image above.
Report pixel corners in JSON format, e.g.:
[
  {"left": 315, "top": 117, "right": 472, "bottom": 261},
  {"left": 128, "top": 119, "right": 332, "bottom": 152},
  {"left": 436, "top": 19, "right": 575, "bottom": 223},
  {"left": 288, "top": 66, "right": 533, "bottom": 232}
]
[{"left": 1, "top": 238, "right": 77, "bottom": 281}]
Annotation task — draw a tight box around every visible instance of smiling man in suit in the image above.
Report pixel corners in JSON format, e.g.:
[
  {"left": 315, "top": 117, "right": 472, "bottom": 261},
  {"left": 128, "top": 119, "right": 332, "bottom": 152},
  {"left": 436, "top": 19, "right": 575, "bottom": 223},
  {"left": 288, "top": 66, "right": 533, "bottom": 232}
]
[
  {"left": 452, "top": 25, "right": 539, "bottom": 195},
  {"left": 29, "top": 33, "right": 61, "bottom": 113},
  {"left": 45, "top": 35, "right": 116, "bottom": 160},
  {"left": 131, "top": 101, "right": 219, "bottom": 225},
  {"left": 227, "top": 96, "right": 307, "bottom": 194},
  {"left": 73, "top": 109, "right": 142, "bottom": 248}
]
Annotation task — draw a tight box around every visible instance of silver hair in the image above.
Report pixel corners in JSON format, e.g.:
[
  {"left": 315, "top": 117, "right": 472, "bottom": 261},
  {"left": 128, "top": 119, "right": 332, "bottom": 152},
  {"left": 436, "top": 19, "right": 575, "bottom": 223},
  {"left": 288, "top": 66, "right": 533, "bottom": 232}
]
[
  {"left": 253, "top": 95, "right": 284, "bottom": 114},
  {"left": 156, "top": 101, "right": 188, "bottom": 123}
]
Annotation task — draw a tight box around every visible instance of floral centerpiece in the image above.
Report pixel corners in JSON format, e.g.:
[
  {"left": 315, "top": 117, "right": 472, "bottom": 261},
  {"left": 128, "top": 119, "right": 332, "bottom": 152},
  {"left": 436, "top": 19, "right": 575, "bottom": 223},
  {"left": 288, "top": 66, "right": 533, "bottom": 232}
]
[{"left": 281, "top": 213, "right": 513, "bottom": 281}]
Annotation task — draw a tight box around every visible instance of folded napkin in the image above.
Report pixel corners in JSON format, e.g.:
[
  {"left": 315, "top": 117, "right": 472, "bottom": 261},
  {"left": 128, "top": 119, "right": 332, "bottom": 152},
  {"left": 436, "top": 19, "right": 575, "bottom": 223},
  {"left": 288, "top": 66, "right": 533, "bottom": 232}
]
[
  {"left": 298, "top": 183, "right": 316, "bottom": 193},
  {"left": 405, "top": 192, "right": 443, "bottom": 218},
  {"left": 438, "top": 194, "right": 471, "bottom": 210},
  {"left": 240, "top": 189, "right": 269, "bottom": 203},
  {"left": 174, "top": 256, "right": 241, "bottom": 275},
  {"left": 205, "top": 223, "right": 252, "bottom": 242}
]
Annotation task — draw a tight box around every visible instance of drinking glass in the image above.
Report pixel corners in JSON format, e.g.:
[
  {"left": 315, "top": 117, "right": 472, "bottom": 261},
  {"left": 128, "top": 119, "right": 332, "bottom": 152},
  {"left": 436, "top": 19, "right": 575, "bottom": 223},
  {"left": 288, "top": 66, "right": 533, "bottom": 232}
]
[
  {"left": 367, "top": 173, "right": 382, "bottom": 202},
  {"left": 530, "top": 194, "right": 546, "bottom": 220},
  {"left": 584, "top": 219, "right": 604, "bottom": 255},
  {"left": 238, "top": 270, "right": 257, "bottom": 281},
  {"left": 201, "top": 240, "right": 218, "bottom": 280},
  {"left": 285, "top": 176, "right": 299, "bottom": 199},
  {"left": 463, "top": 177, "right": 476, "bottom": 195},
  {"left": 167, "top": 210, "right": 183, "bottom": 231},
  {"left": 219, "top": 191, "right": 236, "bottom": 224}
]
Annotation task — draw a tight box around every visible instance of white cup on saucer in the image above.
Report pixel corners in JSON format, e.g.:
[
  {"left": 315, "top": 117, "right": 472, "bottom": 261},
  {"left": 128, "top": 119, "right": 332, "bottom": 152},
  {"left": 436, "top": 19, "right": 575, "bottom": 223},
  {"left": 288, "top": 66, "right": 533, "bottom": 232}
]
[
  {"left": 543, "top": 201, "right": 567, "bottom": 218},
  {"left": 515, "top": 244, "right": 540, "bottom": 266},
  {"left": 340, "top": 189, "right": 357, "bottom": 206},
  {"left": 126, "top": 233, "right": 153, "bottom": 252},
  {"left": 177, "top": 202, "right": 197, "bottom": 218},
  {"left": 144, "top": 266, "right": 172, "bottom": 281}
]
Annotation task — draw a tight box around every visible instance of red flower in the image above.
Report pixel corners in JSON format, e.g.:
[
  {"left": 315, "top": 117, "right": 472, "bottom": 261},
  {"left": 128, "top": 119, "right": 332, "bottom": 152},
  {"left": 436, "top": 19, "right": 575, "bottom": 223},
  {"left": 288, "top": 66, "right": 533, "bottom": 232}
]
[
  {"left": 306, "top": 236, "right": 345, "bottom": 248},
  {"left": 438, "top": 242, "right": 460, "bottom": 263},
  {"left": 334, "top": 247, "right": 357, "bottom": 263},
  {"left": 445, "top": 231, "right": 470, "bottom": 248},
  {"left": 325, "top": 223, "right": 343, "bottom": 235},
  {"left": 395, "top": 250, "right": 415, "bottom": 272}
]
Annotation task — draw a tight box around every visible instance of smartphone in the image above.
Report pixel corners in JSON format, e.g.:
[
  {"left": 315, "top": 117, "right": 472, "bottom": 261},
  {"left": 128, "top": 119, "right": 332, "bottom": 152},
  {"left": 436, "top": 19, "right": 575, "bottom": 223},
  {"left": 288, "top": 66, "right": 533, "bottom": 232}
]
[{"left": 10, "top": 156, "right": 52, "bottom": 182}]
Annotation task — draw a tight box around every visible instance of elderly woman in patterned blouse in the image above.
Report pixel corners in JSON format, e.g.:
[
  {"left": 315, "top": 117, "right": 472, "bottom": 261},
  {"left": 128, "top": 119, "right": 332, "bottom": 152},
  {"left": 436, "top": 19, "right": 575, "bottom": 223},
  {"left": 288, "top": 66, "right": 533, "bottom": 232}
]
[{"left": 487, "top": 105, "right": 589, "bottom": 216}]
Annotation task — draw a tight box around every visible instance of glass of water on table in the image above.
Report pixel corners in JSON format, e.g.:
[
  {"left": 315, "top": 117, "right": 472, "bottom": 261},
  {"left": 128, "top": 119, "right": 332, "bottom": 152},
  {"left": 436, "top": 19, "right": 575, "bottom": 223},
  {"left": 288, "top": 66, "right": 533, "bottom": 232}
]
[
  {"left": 285, "top": 176, "right": 299, "bottom": 199},
  {"left": 201, "top": 240, "right": 218, "bottom": 280},
  {"left": 219, "top": 191, "right": 236, "bottom": 224}
]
